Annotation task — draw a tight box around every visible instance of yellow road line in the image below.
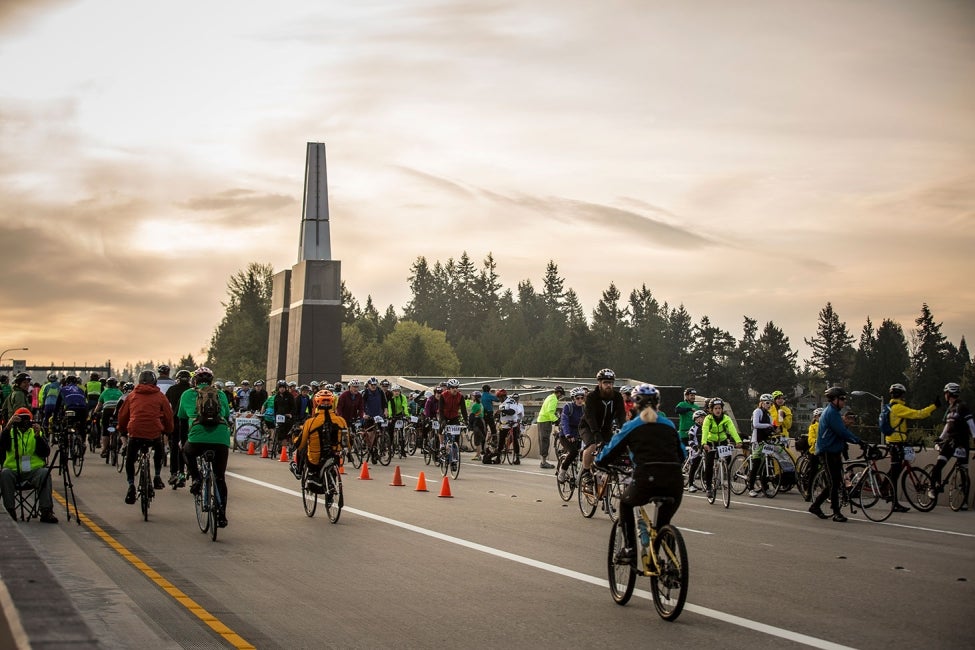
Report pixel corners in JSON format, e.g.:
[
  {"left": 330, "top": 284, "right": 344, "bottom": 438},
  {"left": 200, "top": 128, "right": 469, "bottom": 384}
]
[{"left": 52, "top": 491, "right": 255, "bottom": 650}]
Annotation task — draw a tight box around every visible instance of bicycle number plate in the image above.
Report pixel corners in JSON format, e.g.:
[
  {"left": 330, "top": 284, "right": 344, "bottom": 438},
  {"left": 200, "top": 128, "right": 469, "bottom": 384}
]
[
  {"left": 762, "top": 444, "right": 777, "bottom": 455},
  {"left": 445, "top": 425, "right": 461, "bottom": 437},
  {"left": 394, "top": 420, "right": 404, "bottom": 429},
  {"left": 65, "top": 411, "right": 76, "bottom": 418},
  {"left": 955, "top": 447, "right": 967, "bottom": 458},
  {"left": 717, "top": 445, "right": 733, "bottom": 459},
  {"left": 275, "top": 414, "right": 286, "bottom": 424},
  {"left": 903, "top": 446, "right": 916, "bottom": 462},
  {"left": 410, "top": 416, "right": 418, "bottom": 423},
  {"left": 374, "top": 416, "right": 385, "bottom": 426},
  {"left": 431, "top": 421, "right": 441, "bottom": 430}
]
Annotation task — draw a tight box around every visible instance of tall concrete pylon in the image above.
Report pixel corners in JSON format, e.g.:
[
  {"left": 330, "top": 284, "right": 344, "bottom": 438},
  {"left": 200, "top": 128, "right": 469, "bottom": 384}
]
[{"left": 266, "top": 143, "right": 342, "bottom": 385}]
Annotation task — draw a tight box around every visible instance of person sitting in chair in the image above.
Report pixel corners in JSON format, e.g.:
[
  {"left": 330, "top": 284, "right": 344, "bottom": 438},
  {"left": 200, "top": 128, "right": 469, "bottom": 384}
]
[
  {"left": 0, "top": 408, "right": 58, "bottom": 523},
  {"left": 292, "top": 390, "right": 347, "bottom": 494}
]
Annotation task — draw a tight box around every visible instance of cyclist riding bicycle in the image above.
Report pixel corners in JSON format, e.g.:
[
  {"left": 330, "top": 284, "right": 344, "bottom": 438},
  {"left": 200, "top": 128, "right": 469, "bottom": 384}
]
[
  {"left": 700, "top": 400, "right": 742, "bottom": 499},
  {"left": 580, "top": 368, "right": 626, "bottom": 481},
  {"left": 118, "top": 371, "right": 172, "bottom": 504},
  {"left": 93, "top": 377, "right": 123, "bottom": 458},
  {"left": 178, "top": 367, "right": 232, "bottom": 529},
  {"left": 928, "top": 382, "right": 973, "bottom": 507},
  {"left": 361, "top": 377, "right": 389, "bottom": 463},
  {"left": 439, "top": 379, "right": 468, "bottom": 449},
  {"left": 683, "top": 409, "right": 706, "bottom": 493},
  {"left": 594, "top": 384, "right": 684, "bottom": 565},
  {"left": 292, "top": 390, "right": 347, "bottom": 493},
  {"left": 556, "top": 387, "right": 587, "bottom": 482},
  {"left": 55, "top": 375, "right": 89, "bottom": 440},
  {"left": 387, "top": 385, "right": 410, "bottom": 455},
  {"left": 489, "top": 394, "right": 524, "bottom": 464},
  {"left": 272, "top": 379, "right": 298, "bottom": 450}
]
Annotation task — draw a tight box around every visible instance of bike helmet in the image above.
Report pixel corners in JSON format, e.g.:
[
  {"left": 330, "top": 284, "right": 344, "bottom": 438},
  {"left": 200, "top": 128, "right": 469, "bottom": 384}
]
[
  {"left": 889, "top": 383, "right": 907, "bottom": 396},
  {"left": 944, "top": 382, "right": 961, "bottom": 396},
  {"left": 684, "top": 387, "right": 697, "bottom": 396},
  {"left": 13, "top": 372, "right": 31, "bottom": 385},
  {"left": 241, "top": 379, "right": 250, "bottom": 386},
  {"left": 254, "top": 379, "right": 264, "bottom": 386},
  {"left": 554, "top": 385, "right": 565, "bottom": 396},
  {"left": 569, "top": 387, "right": 586, "bottom": 398},
  {"left": 759, "top": 393, "right": 773, "bottom": 403},
  {"left": 596, "top": 368, "right": 616, "bottom": 381},
  {"left": 138, "top": 370, "right": 157, "bottom": 385},
  {"left": 313, "top": 389, "right": 335, "bottom": 408},
  {"left": 324, "top": 383, "right": 335, "bottom": 391},
  {"left": 433, "top": 386, "right": 444, "bottom": 394},
  {"left": 214, "top": 381, "right": 224, "bottom": 389},
  {"left": 380, "top": 379, "right": 391, "bottom": 388},
  {"left": 824, "top": 386, "right": 847, "bottom": 400},
  {"left": 812, "top": 407, "right": 824, "bottom": 418},
  {"left": 391, "top": 384, "right": 401, "bottom": 391},
  {"left": 123, "top": 381, "right": 135, "bottom": 391},
  {"left": 176, "top": 369, "right": 191, "bottom": 381},
  {"left": 620, "top": 385, "right": 632, "bottom": 396},
  {"left": 693, "top": 409, "right": 707, "bottom": 419},
  {"left": 310, "top": 380, "right": 319, "bottom": 389},
  {"left": 710, "top": 398, "right": 724, "bottom": 408},
  {"left": 12, "top": 407, "right": 32, "bottom": 420},
  {"left": 630, "top": 383, "right": 660, "bottom": 409},
  {"left": 446, "top": 378, "right": 460, "bottom": 388},
  {"left": 771, "top": 390, "right": 784, "bottom": 399},
  {"left": 424, "top": 390, "right": 433, "bottom": 399},
  {"left": 367, "top": 377, "right": 378, "bottom": 386},
  {"left": 47, "top": 373, "right": 58, "bottom": 382},
  {"left": 65, "top": 374, "right": 78, "bottom": 385},
  {"left": 472, "top": 391, "right": 481, "bottom": 400},
  {"left": 288, "top": 381, "right": 297, "bottom": 388},
  {"left": 510, "top": 393, "right": 520, "bottom": 401},
  {"left": 106, "top": 377, "right": 118, "bottom": 388},
  {"left": 300, "top": 384, "right": 311, "bottom": 391},
  {"left": 349, "top": 379, "right": 362, "bottom": 388},
  {"left": 157, "top": 364, "right": 170, "bottom": 374},
  {"left": 193, "top": 366, "right": 213, "bottom": 385}
]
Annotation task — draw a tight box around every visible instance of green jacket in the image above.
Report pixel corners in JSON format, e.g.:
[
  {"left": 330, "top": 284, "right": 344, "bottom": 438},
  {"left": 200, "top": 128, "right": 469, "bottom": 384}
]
[
  {"left": 177, "top": 384, "right": 231, "bottom": 446},
  {"left": 2, "top": 426, "right": 48, "bottom": 471},
  {"left": 538, "top": 393, "right": 560, "bottom": 423},
  {"left": 1, "top": 388, "right": 30, "bottom": 423}
]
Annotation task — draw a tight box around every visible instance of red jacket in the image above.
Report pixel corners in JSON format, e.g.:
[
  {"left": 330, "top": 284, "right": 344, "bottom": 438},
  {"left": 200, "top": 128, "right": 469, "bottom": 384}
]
[{"left": 118, "top": 384, "right": 174, "bottom": 439}]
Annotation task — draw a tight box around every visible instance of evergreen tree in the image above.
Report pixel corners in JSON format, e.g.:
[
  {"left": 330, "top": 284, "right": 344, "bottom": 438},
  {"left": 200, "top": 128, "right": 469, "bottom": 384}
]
[
  {"left": 909, "top": 303, "right": 956, "bottom": 403},
  {"left": 753, "top": 321, "right": 799, "bottom": 396},
  {"left": 177, "top": 354, "right": 196, "bottom": 372},
  {"left": 590, "top": 283, "right": 630, "bottom": 374},
  {"left": 873, "top": 318, "right": 911, "bottom": 395},
  {"left": 403, "top": 256, "right": 437, "bottom": 326},
  {"left": 541, "top": 260, "right": 565, "bottom": 318},
  {"left": 735, "top": 316, "right": 760, "bottom": 400},
  {"left": 205, "top": 262, "right": 274, "bottom": 382},
  {"left": 341, "top": 281, "right": 361, "bottom": 325},
  {"left": 804, "top": 302, "right": 855, "bottom": 386},
  {"left": 850, "top": 317, "right": 877, "bottom": 393},
  {"left": 627, "top": 285, "right": 667, "bottom": 381},
  {"left": 379, "top": 305, "right": 398, "bottom": 341},
  {"left": 688, "top": 316, "right": 737, "bottom": 398},
  {"left": 660, "top": 304, "right": 694, "bottom": 386}
]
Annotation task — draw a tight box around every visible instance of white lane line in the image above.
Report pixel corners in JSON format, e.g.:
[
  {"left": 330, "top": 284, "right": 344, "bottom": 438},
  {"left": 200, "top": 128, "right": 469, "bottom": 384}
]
[{"left": 228, "top": 471, "right": 853, "bottom": 650}]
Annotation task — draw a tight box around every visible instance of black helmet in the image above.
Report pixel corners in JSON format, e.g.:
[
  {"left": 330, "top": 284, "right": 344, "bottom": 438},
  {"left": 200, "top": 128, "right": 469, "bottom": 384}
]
[
  {"left": 554, "top": 385, "right": 565, "bottom": 396},
  {"left": 47, "top": 373, "right": 57, "bottom": 382},
  {"left": 106, "top": 377, "right": 118, "bottom": 388},
  {"left": 123, "top": 381, "right": 134, "bottom": 391},
  {"left": 596, "top": 368, "right": 616, "bottom": 381},
  {"left": 175, "top": 369, "right": 191, "bottom": 381},
  {"left": 13, "top": 372, "right": 31, "bottom": 385},
  {"left": 65, "top": 375, "right": 79, "bottom": 385},
  {"left": 277, "top": 379, "right": 288, "bottom": 389},
  {"left": 157, "top": 364, "right": 171, "bottom": 375},
  {"left": 824, "top": 386, "right": 847, "bottom": 400},
  {"left": 138, "top": 370, "right": 157, "bottom": 385},
  {"left": 193, "top": 366, "right": 214, "bottom": 386}
]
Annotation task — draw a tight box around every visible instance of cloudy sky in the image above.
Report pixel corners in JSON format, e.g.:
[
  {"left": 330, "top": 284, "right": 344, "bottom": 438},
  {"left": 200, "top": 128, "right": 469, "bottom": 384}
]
[{"left": 1, "top": 0, "right": 973, "bottom": 371}]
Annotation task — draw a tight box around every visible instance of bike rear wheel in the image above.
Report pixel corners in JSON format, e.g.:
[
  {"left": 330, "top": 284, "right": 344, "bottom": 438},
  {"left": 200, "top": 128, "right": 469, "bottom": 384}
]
[
  {"left": 718, "top": 460, "right": 731, "bottom": 508},
  {"left": 607, "top": 519, "right": 636, "bottom": 605},
  {"left": 729, "top": 454, "right": 749, "bottom": 495},
  {"left": 762, "top": 458, "right": 782, "bottom": 498},
  {"left": 208, "top": 471, "right": 219, "bottom": 541},
  {"left": 858, "top": 470, "right": 895, "bottom": 522},
  {"left": 949, "top": 468, "right": 970, "bottom": 512},
  {"left": 901, "top": 466, "right": 936, "bottom": 512},
  {"left": 72, "top": 437, "right": 85, "bottom": 477},
  {"left": 377, "top": 433, "right": 393, "bottom": 466},
  {"left": 449, "top": 442, "right": 461, "bottom": 480},
  {"left": 519, "top": 432, "right": 532, "bottom": 457},
  {"left": 650, "top": 525, "right": 689, "bottom": 621},
  {"left": 194, "top": 474, "right": 210, "bottom": 533},
  {"left": 301, "top": 466, "right": 318, "bottom": 518},
  {"left": 139, "top": 460, "right": 151, "bottom": 521}
]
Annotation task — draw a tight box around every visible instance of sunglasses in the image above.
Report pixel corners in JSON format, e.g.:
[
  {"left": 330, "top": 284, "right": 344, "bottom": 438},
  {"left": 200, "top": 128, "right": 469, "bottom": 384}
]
[{"left": 573, "top": 396, "right": 585, "bottom": 400}]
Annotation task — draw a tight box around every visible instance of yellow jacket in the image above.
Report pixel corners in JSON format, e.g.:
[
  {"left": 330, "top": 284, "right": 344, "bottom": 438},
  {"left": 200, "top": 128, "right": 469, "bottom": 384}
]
[
  {"left": 807, "top": 422, "right": 818, "bottom": 454},
  {"left": 886, "top": 398, "right": 936, "bottom": 444},
  {"left": 774, "top": 405, "right": 793, "bottom": 437},
  {"left": 296, "top": 409, "right": 347, "bottom": 466}
]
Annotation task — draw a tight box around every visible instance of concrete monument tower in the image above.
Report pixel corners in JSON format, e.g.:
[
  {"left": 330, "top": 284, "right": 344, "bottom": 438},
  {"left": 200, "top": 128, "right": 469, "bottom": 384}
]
[{"left": 266, "top": 143, "right": 342, "bottom": 385}]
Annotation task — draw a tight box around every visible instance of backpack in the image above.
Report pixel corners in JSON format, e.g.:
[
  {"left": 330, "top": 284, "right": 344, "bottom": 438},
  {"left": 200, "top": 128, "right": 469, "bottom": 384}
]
[
  {"left": 878, "top": 402, "right": 894, "bottom": 436},
  {"left": 194, "top": 385, "right": 224, "bottom": 427},
  {"left": 61, "top": 384, "right": 87, "bottom": 409}
]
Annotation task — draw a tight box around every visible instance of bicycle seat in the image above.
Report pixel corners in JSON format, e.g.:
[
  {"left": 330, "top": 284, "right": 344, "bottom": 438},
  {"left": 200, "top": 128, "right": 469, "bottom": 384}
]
[{"left": 201, "top": 450, "right": 216, "bottom": 461}]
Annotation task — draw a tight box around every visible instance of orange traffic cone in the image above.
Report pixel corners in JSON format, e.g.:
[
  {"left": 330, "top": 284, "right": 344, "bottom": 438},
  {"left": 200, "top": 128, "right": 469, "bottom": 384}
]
[
  {"left": 390, "top": 465, "right": 405, "bottom": 486},
  {"left": 358, "top": 462, "right": 372, "bottom": 480},
  {"left": 247, "top": 441, "right": 256, "bottom": 455},
  {"left": 279, "top": 446, "right": 289, "bottom": 462},
  {"left": 438, "top": 476, "right": 453, "bottom": 498},
  {"left": 415, "top": 471, "right": 428, "bottom": 492},
  {"left": 260, "top": 445, "right": 269, "bottom": 458}
]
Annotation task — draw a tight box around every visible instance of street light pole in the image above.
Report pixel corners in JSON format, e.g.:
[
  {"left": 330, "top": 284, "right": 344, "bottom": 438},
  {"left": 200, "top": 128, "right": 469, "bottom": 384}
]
[
  {"left": 851, "top": 390, "right": 883, "bottom": 442},
  {"left": 0, "top": 347, "right": 29, "bottom": 366}
]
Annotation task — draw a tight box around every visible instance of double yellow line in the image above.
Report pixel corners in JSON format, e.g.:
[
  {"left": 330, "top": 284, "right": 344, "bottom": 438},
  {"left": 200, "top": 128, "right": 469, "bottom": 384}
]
[{"left": 53, "top": 491, "right": 255, "bottom": 649}]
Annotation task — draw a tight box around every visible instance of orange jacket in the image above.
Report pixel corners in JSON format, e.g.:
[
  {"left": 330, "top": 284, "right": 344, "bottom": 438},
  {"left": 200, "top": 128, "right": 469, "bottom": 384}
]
[{"left": 118, "top": 384, "right": 174, "bottom": 439}]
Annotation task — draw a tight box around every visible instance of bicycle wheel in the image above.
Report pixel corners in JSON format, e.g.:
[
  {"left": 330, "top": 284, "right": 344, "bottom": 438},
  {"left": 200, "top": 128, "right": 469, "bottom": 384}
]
[
  {"left": 948, "top": 468, "right": 969, "bottom": 512},
  {"left": 449, "top": 442, "right": 460, "bottom": 480},
  {"left": 795, "top": 456, "right": 811, "bottom": 501},
  {"left": 519, "top": 432, "right": 531, "bottom": 457},
  {"left": 606, "top": 475, "right": 622, "bottom": 522},
  {"left": 720, "top": 459, "right": 731, "bottom": 508},
  {"left": 301, "top": 466, "right": 318, "bottom": 517},
  {"left": 730, "top": 455, "right": 749, "bottom": 495},
  {"left": 607, "top": 519, "right": 636, "bottom": 605},
  {"left": 406, "top": 428, "right": 418, "bottom": 456},
  {"left": 325, "top": 469, "right": 342, "bottom": 524},
  {"left": 72, "top": 437, "right": 85, "bottom": 477},
  {"left": 116, "top": 441, "right": 126, "bottom": 473},
  {"left": 578, "top": 472, "right": 598, "bottom": 518},
  {"left": 110, "top": 435, "right": 119, "bottom": 468},
  {"left": 859, "top": 470, "right": 895, "bottom": 522},
  {"left": 556, "top": 459, "right": 575, "bottom": 502},
  {"left": 762, "top": 458, "right": 782, "bottom": 498},
  {"left": 140, "top": 460, "right": 151, "bottom": 521},
  {"left": 194, "top": 474, "right": 210, "bottom": 533},
  {"left": 650, "top": 525, "right": 689, "bottom": 621},
  {"left": 377, "top": 434, "right": 393, "bottom": 466},
  {"left": 901, "top": 467, "right": 936, "bottom": 512},
  {"left": 208, "top": 472, "right": 219, "bottom": 541},
  {"left": 351, "top": 436, "right": 365, "bottom": 470}
]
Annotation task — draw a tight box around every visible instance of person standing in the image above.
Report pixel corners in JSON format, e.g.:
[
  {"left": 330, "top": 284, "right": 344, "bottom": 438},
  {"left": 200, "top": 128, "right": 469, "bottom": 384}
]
[
  {"left": 0, "top": 373, "right": 32, "bottom": 424},
  {"left": 771, "top": 391, "right": 793, "bottom": 439},
  {"left": 480, "top": 385, "right": 499, "bottom": 454},
  {"left": 809, "top": 387, "right": 863, "bottom": 522},
  {"left": 674, "top": 388, "right": 698, "bottom": 446},
  {"left": 536, "top": 386, "right": 564, "bottom": 469},
  {"left": 117, "top": 370, "right": 173, "bottom": 504},
  {"left": 885, "top": 383, "right": 937, "bottom": 513},
  {"left": 746, "top": 394, "right": 777, "bottom": 497}
]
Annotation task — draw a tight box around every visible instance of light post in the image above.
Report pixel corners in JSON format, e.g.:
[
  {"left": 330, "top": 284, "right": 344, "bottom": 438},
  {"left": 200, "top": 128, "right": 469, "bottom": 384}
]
[
  {"left": 0, "top": 347, "right": 29, "bottom": 366},
  {"left": 851, "top": 390, "right": 883, "bottom": 442}
]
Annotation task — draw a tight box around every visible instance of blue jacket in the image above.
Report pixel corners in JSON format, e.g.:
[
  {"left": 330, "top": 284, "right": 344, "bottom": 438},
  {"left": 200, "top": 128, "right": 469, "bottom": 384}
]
[
  {"left": 815, "top": 404, "right": 860, "bottom": 454},
  {"left": 559, "top": 401, "right": 583, "bottom": 438},
  {"left": 596, "top": 408, "right": 685, "bottom": 468}
]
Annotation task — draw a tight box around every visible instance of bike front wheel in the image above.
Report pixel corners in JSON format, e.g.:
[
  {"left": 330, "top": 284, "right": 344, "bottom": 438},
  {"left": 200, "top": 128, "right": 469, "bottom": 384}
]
[
  {"left": 577, "top": 473, "right": 598, "bottom": 518},
  {"left": 556, "top": 460, "right": 575, "bottom": 502},
  {"left": 72, "top": 438, "right": 85, "bottom": 477},
  {"left": 208, "top": 472, "right": 219, "bottom": 541},
  {"left": 140, "top": 464, "right": 151, "bottom": 521},
  {"left": 325, "top": 469, "right": 343, "bottom": 524},
  {"left": 449, "top": 443, "right": 461, "bottom": 480},
  {"left": 301, "top": 466, "right": 318, "bottom": 518},
  {"left": 650, "top": 525, "right": 689, "bottom": 622},
  {"left": 607, "top": 519, "right": 636, "bottom": 605},
  {"left": 377, "top": 434, "right": 393, "bottom": 466},
  {"left": 194, "top": 479, "right": 210, "bottom": 533},
  {"left": 949, "top": 468, "right": 970, "bottom": 512},
  {"left": 858, "top": 470, "right": 895, "bottom": 522},
  {"left": 901, "top": 467, "right": 936, "bottom": 512}
]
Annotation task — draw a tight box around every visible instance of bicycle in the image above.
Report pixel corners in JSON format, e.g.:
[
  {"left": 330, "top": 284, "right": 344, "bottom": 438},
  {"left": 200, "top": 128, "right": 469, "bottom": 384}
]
[
  {"left": 404, "top": 416, "right": 419, "bottom": 455},
  {"left": 437, "top": 425, "right": 462, "bottom": 479},
  {"left": 811, "top": 444, "right": 895, "bottom": 522},
  {"left": 194, "top": 450, "right": 223, "bottom": 541},
  {"left": 62, "top": 411, "right": 86, "bottom": 478},
  {"left": 705, "top": 444, "right": 734, "bottom": 508},
  {"left": 390, "top": 417, "right": 408, "bottom": 458},
  {"left": 500, "top": 424, "right": 526, "bottom": 464},
  {"left": 924, "top": 445, "right": 971, "bottom": 512},
  {"left": 301, "top": 454, "right": 344, "bottom": 523},
  {"left": 608, "top": 497, "right": 688, "bottom": 621},
  {"left": 135, "top": 445, "right": 155, "bottom": 521},
  {"left": 731, "top": 437, "right": 795, "bottom": 498},
  {"left": 886, "top": 442, "right": 935, "bottom": 512},
  {"left": 422, "top": 420, "right": 441, "bottom": 466},
  {"left": 555, "top": 438, "right": 581, "bottom": 502}
]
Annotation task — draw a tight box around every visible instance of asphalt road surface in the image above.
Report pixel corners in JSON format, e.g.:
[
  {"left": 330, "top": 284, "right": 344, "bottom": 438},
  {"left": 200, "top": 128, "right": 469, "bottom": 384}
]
[{"left": 16, "top": 447, "right": 975, "bottom": 649}]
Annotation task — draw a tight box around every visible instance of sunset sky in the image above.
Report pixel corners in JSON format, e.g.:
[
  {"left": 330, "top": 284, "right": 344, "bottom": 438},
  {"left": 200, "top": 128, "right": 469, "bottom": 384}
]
[{"left": 1, "top": 0, "right": 972, "bottom": 372}]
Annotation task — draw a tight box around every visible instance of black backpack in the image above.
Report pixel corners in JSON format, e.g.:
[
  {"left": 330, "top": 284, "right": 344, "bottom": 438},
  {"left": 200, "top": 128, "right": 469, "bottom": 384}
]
[{"left": 194, "top": 386, "right": 224, "bottom": 427}]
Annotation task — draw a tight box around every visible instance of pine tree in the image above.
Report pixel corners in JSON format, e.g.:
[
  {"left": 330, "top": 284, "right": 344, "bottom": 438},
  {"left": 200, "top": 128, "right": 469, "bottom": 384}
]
[
  {"left": 850, "top": 317, "right": 877, "bottom": 393},
  {"left": 909, "top": 303, "right": 956, "bottom": 403},
  {"left": 873, "top": 318, "right": 911, "bottom": 395},
  {"left": 804, "top": 302, "right": 855, "bottom": 387},
  {"left": 205, "top": 262, "right": 274, "bottom": 382}
]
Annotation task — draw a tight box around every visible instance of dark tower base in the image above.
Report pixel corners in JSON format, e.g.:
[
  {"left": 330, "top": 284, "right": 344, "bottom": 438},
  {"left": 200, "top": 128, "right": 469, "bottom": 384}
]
[
  {"left": 266, "top": 269, "right": 291, "bottom": 383},
  {"left": 285, "top": 260, "right": 342, "bottom": 385}
]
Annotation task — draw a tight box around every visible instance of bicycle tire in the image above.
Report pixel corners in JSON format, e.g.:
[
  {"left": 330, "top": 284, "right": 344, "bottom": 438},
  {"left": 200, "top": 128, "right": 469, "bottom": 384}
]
[
  {"left": 301, "top": 466, "right": 318, "bottom": 518},
  {"left": 110, "top": 435, "right": 119, "bottom": 468},
  {"left": 208, "top": 471, "right": 219, "bottom": 541},
  {"left": 194, "top": 472, "right": 209, "bottom": 533},
  {"left": 406, "top": 428, "right": 418, "bottom": 456},
  {"left": 607, "top": 519, "right": 636, "bottom": 605},
  {"left": 762, "top": 457, "right": 782, "bottom": 498},
  {"left": 449, "top": 442, "right": 460, "bottom": 480},
  {"left": 901, "top": 466, "right": 936, "bottom": 512},
  {"left": 949, "top": 467, "right": 969, "bottom": 512},
  {"left": 606, "top": 474, "right": 622, "bottom": 523},
  {"left": 650, "top": 525, "right": 689, "bottom": 621},
  {"left": 721, "top": 459, "right": 731, "bottom": 509},
  {"left": 577, "top": 472, "right": 598, "bottom": 518},
  {"left": 116, "top": 442, "right": 126, "bottom": 473},
  {"left": 72, "top": 437, "right": 85, "bottom": 477},
  {"left": 859, "top": 470, "right": 894, "bottom": 522},
  {"left": 377, "top": 434, "right": 393, "bottom": 466},
  {"left": 140, "top": 458, "right": 151, "bottom": 521},
  {"left": 556, "top": 460, "right": 575, "bottom": 502},
  {"left": 325, "top": 468, "right": 342, "bottom": 524},
  {"left": 796, "top": 456, "right": 812, "bottom": 501},
  {"left": 519, "top": 432, "right": 531, "bottom": 457},
  {"left": 729, "top": 454, "right": 749, "bottom": 495}
]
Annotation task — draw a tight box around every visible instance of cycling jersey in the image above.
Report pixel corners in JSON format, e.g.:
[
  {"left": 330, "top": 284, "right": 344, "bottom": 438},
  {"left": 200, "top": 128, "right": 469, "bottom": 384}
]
[{"left": 701, "top": 413, "right": 741, "bottom": 445}]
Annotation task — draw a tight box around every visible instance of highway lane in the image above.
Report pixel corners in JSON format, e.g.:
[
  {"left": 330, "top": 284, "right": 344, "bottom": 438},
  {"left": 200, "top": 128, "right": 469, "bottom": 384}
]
[{"left": 16, "top": 449, "right": 975, "bottom": 649}]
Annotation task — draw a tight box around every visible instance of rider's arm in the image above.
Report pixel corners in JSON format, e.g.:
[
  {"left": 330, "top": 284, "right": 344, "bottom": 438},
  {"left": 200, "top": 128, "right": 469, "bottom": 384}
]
[
  {"left": 117, "top": 397, "right": 131, "bottom": 435},
  {"left": 725, "top": 418, "right": 742, "bottom": 444}
]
